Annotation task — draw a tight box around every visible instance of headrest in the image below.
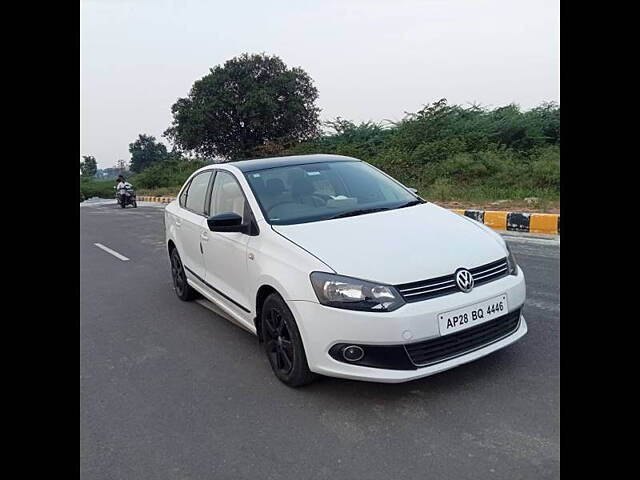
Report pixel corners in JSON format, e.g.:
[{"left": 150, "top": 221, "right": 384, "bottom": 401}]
[
  {"left": 292, "top": 176, "right": 315, "bottom": 197},
  {"left": 221, "top": 181, "right": 242, "bottom": 196},
  {"left": 265, "top": 178, "right": 285, "bottom": 195}
]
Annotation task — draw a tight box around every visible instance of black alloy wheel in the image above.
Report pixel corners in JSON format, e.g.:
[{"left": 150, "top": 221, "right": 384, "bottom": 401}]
[
  {"left": 170, "top": 248, "right": 195, "bottom": 301},
  {"left": 261, "top": 293, "right": 316, "bottom": 387}
]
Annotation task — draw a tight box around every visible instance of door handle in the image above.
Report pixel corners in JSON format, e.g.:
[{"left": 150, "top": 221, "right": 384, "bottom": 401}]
[
  {"left": 175, "top": 219, "right": 182, "bottom": 228},
  {"left": 200, "top": 231, "right": 209, "bottom": 241}
]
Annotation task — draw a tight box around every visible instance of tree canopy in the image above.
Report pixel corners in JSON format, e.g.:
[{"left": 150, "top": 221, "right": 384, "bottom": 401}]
[
  {"left": 129, "top": 134, "right": 169, "bottom": 172},
  {"left": 80, "top": 155, "right": 98, "bottom": 177},
  {"left": 164, "top": 53, "right": 320, "bottom": 160}
]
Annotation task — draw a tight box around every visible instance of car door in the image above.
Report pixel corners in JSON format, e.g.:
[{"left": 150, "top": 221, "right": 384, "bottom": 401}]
[
  {"left": 178, "top": 170, "right": 214, "bottom": 280},
  {"left": 203, "top": 170, "right": 253, "bottom": 314}
]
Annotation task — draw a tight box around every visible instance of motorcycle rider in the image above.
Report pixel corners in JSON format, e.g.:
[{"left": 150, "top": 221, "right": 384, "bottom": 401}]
[
  {"left": 115, "top": 175, "right": 126, "bottom": 203},
  {"left": 116, "top": 174, "right": 127, "bottom": 188},
  {"left": 115, "top": 175, "right": 134, "bottom": 206}
]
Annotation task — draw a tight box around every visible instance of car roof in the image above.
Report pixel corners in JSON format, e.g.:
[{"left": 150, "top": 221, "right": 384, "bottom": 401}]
[{"left": 226, "top": 154, "right": 360, "bottom": 173}]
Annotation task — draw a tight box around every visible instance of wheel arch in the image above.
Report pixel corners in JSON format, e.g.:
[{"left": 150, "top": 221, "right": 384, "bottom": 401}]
[
  {"left": 254, "top": 284, "right": 283, "bottom": 343},
  {"left": 167, "top": 239, "right": 176, "bottom": 255}
]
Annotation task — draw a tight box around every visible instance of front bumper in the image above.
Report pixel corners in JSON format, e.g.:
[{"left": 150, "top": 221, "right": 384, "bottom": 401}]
[{"left": 288, "top": 266, "right": 527, "bottom": 383}]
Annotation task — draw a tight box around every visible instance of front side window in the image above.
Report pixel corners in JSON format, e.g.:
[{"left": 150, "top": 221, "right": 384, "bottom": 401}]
[
  {"left": 244, "top": 161, "right": 420, "bottom": 225},
  {"left": 209, "top": 171, "right": 247, "bottom": 222},
  {"left": 184, "top": 171, "right": 212, "bottom": 214}
]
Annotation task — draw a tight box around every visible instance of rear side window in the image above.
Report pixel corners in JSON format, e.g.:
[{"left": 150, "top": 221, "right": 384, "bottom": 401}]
[{"left": 183, "top": 171, "right": 212, "bottom": 215}]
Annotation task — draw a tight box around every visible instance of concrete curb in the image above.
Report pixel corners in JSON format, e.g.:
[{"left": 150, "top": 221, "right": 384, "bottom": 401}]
[{"left": 136, "top": 196, "right": 561, "bottom": 235}]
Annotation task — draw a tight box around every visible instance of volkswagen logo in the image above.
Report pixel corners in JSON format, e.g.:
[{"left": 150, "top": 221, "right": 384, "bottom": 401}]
[{"left": 455, "top": 269, "right": 474, "bottom": 293}]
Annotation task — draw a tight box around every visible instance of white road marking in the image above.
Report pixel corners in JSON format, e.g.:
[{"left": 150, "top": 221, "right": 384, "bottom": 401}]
[{"left": 94, "top": 243, "right": 130, "bottom": 261}]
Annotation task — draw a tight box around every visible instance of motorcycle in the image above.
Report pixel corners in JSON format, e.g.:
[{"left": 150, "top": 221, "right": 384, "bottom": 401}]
[{"left": 114, "top": 182, "right": 137, "bottom": 208}]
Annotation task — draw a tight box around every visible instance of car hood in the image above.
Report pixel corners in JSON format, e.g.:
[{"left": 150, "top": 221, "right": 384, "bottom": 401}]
[{"left": 272, "top": 203, "right": 507, "bottom": 285}]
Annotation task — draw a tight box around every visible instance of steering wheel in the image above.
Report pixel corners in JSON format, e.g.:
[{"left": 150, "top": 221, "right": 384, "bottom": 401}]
[
  {"left": 303, "top": 194, "right": 329, "bottom": 206},
  {"left": 310, "top": 192, "right": 332, "bottom": 201}
]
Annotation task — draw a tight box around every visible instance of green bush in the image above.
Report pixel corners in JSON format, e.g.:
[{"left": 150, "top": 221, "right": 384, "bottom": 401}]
[
  {"left": 409, "top": 138, "right": 466, "bottom": 164},
  {"left": 79, "top": 159, "right": 210, "bottom": 202},
  {"left": 280, "top": 100, "right": 559, "bottom": 205},
  {"left": 80, "top": 178, "right": 116, "bottom": 199},
  {"left": 529, "top": 145, "right": 560, "bottom": 188},
  {"left": 134, "top": 159, "right": 209, "bottom": 189},
  {"left": 86, "top": 100, "right": 558, "bottom": 207}
]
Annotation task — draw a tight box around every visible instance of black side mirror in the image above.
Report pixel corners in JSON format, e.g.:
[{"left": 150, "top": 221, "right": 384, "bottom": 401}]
[{"left": 207, "top": 212, "right": 245, "bottom": 233}]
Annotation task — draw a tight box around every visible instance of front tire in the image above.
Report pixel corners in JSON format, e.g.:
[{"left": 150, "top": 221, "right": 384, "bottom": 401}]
[
  {"left": 261, "top": 293, "right": 316, "bottom": 387},
  {"left": 170, "top": 248, "right": 196, "bottom": 301}
]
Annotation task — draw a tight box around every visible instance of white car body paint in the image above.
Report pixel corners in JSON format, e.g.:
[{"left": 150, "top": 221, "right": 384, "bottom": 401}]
[
  {"left": 165, "top": 156, "right": 527, "bottom": 383},
  {"left": 273, "top": 202, "right": 507, "bottom": 284}
]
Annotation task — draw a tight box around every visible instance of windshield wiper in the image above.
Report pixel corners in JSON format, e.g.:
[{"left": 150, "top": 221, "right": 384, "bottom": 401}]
[
  {"left": 327, "top": 207, "right": 391, "bottom": 220},
  {"left": 394, "top": 199, "right": 424, "bottom": 209}
]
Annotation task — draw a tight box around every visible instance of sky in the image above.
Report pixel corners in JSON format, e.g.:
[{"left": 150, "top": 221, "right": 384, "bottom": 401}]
[{"left": 80, "top": 0, "right": 559, "bottom": 169}]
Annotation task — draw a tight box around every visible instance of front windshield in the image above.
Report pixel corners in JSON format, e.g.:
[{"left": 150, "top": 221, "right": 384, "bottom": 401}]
[{"left": 244, "top": 160, "right": 421, "bottom": 225}]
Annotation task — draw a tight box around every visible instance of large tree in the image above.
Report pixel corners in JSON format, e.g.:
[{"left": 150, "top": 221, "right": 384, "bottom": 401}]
[
  {"left": 80, "top": 155, "right": 97, "bottom": 177},
  {"left": 164, "top": 53, "right": 320, "bottom": 160},
  {"left": 129, "top": 134, "right": 168, "bottom": 172},
  {"left": 116, "top": 159, "right": 128, "bottom": 172}
]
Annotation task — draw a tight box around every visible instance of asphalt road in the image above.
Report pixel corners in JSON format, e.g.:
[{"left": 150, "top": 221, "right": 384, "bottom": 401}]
[{"left": 80, "top": 201, "right": 560, "bottom": 480}]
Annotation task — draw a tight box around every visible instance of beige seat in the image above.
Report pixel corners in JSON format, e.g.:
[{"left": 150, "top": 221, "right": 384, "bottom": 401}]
[{"left": 215, "top": 178, "right": 245, "bottom": 218}]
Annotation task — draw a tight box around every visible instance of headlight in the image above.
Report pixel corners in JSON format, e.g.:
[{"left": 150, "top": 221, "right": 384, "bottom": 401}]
[
  {"left": 506, "top": 243, "right": 518, "bottom": 275},
  {"left": 310, "top": 272, "right": 405, "bottom": 312}
]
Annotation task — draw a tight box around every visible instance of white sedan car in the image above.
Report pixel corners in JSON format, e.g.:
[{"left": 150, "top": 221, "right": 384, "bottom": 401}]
[{"left": 165, "top": 154, "right": 527, "bottom": 386}]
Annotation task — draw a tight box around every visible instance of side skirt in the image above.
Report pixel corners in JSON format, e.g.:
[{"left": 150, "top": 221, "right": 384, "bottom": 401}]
[{"left": 186, "top": 276, "right": 257, "bottom": 335}]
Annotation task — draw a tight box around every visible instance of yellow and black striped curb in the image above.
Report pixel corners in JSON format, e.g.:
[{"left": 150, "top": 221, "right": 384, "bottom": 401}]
[
  {"left": 137, "top": 195, "right": 175, "bottom": 204},
  {"left": 450, "top": 209, "right": 560, "bottom": 235},
  {"left": 137, "top": 196, "right": 560, "bottom": 235}
]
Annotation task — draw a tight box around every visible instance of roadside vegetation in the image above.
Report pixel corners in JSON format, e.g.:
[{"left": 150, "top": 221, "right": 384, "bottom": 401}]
[
  {"left": 81, "top": 54, "right": 559, "bottom": 211},
  {"left": 80, "top": 177, "right": 117, "bottom": 199},
  {"left": 283, "top": 99, "right": 559, "bottom": 210}
]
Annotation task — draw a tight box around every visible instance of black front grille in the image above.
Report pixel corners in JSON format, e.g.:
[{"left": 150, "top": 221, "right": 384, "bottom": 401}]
[
  {"left": 396, "top": 257, "right": 509, "bottom": 303},
  {"left": 404, "top": 308, "right": 521, "bottom": 367}
]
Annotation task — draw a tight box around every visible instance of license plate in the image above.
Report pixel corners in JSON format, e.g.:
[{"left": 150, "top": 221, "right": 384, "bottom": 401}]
[{"left": 438, "top": 294, "right": 508, "bottom": 336}]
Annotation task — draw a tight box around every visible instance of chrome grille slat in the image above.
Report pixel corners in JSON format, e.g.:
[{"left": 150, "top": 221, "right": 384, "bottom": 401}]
[
  {"left": 402, "top": 283, "right": 458, "bottom": 297},
  {"left": 398, "top": 279, "right": 456, "bottom": 293},
  {"left": 395, "top": 257, "right": 509, "bottom": 303},
  {"left": 472, "top": 263, "right": 505, "bottom": 276},
  {"left": 473, "top": 266, "right": 508, "bottom": 281}
]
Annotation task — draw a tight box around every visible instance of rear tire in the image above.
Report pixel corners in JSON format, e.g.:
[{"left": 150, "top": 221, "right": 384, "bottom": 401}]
[
  {"left": 170, "top": 248, "right": 196, "bottom": 301},
  {"left": 261, "top": 293, "right": 317, "bottom": 387}
]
